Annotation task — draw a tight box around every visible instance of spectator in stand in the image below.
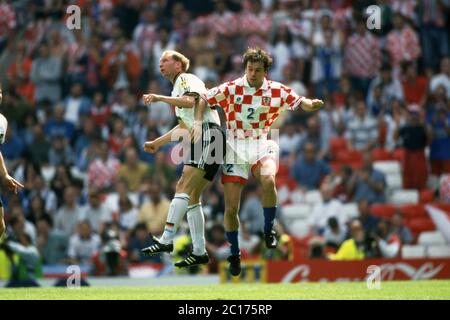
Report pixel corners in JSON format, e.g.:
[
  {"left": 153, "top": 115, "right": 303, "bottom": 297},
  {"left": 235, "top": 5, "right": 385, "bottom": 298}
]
[
  {"left": 117, "top": 195, "right": 139, "bottom": 232},
  {"left": 385, "top": 12, "right": 421, "bottom": 73},
  {"left": 290, "top": 142, "right": 331, "bottom": 191},
  {"left": 48, "top": 134, "right": 75, "bottom": 167},
  {"left": 30, "top": 42, "right": 62, "bottom": 105},
  {"left": 79, "top": 189, "right": 113, "bottom": 234},
  {"left": 27, "top": 124, "right": 50, "bottom": 166},
  {"left": 138, "top": 180, "right": 171, "bottom": 236},
  {"left": 298, "top": 116, "right": 328, "bottom": 160},
  {"left": 311, "top": 29, "right": 342, "bottom": 99},
  {"left": 35, "top": 214, "right": 68, "bottom": 264},
  {"left": 67, "top": 220, "right": 101, "bottom": 266},
  {"left": 268, "top": 23, "right": 293, "bottom": 82},
  {"left": 345, "top": 100, "right": 378, "bottom": 151},
  {"left": 26, "top": 175, "right": 58, "bottom": 216},
  {"left": 7, "top": 42, "right": 34, "bottom": 104},
  {"left": 128, "top": 223, "right": 162, "bottom": 263},
  {"left": 343, "top": 18, "right": 381, "bottom": 97},
  {"left": 146, "top": 151, "right": 177, "bottom": 195},
  {"left": 417, "top": 1, "right": 449, "bottom": 73},
  {"left": 308, "top": 183, "right": 345, "bottom": 235},
  {"left": 322, "top": 165, "right": 355, "bottom": 203},
  {"left": 401, "top": 61, "right": 428, "bottom": 107},
  {"left": 44, "top": 105, "right": 76, "bottom": 142},
  {"left": 357, "top": 200, "right": 380, "bottom": 235},
  {"left": 87, "top": 140, "right": 120, "bottom": 192},
  {"left": 329, "top": 219, "right": 365, "bottom": 261},
  {"left": 26, "top": 195, "right": 48, "bottom": 226},
  {"left": 367, "top": 64, "right": 404, "bottom": 109},
  {"left": 427, "top": 101, "right": 450, "bottom": 177},
  {"left": 390, "top": 211, "right": 413, "bottom": 245},
  {"left": 101, "top": 36, "right": 141, "bottom": 92},
  {"left": 62, "top": 82, "right": 91, "bottom": 127},
  {"left": 323, "top": 216, "right": 346, "bottom": 250},
  {"left": 278, "top": 122, "right": 302, "bottom": 158},
  {"left": 374, "top": 219, "right": 401, "bottom": 258},
  {"left": 351, "top": 152, "right": 386, "bottom": 203},
  {"left": 54, "top": 186, "right": 82, "bottom": 237},
  {"left": 118, "top": 147, "right": 149, "bottom": 193},
  {"left": 429, "top": 57, "right": 450, "bottom": 99},
  {"left": 395, "top": 104, "right": 430, "bottom": 190}
]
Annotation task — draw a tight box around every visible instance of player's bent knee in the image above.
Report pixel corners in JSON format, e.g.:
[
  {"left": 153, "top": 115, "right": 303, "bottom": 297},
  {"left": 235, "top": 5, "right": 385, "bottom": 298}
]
[{"left": 260, "top": 175, "right": 276, "bottom": 191}]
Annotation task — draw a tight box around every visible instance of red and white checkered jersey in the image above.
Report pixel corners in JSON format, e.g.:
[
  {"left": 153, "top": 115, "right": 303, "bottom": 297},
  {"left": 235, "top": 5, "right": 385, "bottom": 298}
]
[
  {"left": 206, "top": 76, "right": 304, "bottom": 140},
  {"left": 344, "top": 32, "right": 381, "bottom": 78},
  {"left": 386, "top": 26, "right": 421, "bottom": 67}
]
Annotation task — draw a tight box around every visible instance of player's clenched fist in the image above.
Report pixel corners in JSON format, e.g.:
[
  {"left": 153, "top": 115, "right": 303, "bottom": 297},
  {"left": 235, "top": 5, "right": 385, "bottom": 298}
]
[
  {"left": 142, "top": 93, "right": 160, "bottom": 105},
  {"left": 301, "top": 98, "right": 324, "bottom": 112},
  {"left": 143, "top": 141, "right": 159, "bottom": 153}
]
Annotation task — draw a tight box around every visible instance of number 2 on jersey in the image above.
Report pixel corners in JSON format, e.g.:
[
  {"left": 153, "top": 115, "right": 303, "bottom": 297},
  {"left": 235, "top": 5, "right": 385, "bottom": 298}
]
[{"left": 247, "top": 107, "right": 255, "bottom": 120}]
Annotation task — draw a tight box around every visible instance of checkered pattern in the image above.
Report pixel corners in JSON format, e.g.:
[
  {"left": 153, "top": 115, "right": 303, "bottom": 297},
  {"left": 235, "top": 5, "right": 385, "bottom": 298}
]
[{"left": 206, "top": 77, "right": 304, "bottom": 140}]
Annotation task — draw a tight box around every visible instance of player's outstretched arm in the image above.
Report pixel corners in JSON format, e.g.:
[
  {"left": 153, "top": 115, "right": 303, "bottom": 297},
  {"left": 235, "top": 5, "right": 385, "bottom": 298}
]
[
  {"left": 300, "top": 98, "right": 324, "bottom": 112},
  {"left": 0, "top": 152, "right": 24, "bottom": 194},
  {"left": 142, "top": 93, "right": 196, "bottom": 108}
]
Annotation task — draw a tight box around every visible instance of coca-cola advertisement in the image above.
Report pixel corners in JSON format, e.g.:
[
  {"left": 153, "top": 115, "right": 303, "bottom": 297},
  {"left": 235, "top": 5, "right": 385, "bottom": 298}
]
[{"left": 266, "top": 258, "right": 450, "bottom": 283}]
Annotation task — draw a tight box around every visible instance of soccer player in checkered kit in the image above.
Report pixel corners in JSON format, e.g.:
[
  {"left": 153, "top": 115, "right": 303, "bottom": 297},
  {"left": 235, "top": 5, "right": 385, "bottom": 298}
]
[
  {"left": 0, "top": 84, "right": 25, "bottom": 240},
  {"left": 140, "top": 51, "right": 225, "bottom": 268},
  {"left": 205, "top": 48, "right": 323, "bottom": 275}
]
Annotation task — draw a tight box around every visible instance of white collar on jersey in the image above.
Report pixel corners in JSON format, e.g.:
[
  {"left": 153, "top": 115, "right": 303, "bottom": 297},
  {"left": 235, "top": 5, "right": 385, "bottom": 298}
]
[{"left": 243, "top": 76, "right": 269, "bottom": 91}]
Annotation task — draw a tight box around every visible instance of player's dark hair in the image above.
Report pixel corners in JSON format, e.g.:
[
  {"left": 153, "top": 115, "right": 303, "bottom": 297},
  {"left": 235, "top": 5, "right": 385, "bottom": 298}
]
[{"left": 243, "top": 48, "right": 273, "bottom": 72}]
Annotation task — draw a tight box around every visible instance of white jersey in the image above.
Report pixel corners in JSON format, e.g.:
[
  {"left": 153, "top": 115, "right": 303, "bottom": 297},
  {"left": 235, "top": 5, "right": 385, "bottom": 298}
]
[
  {"left": 0, "top": 113, "right": 7, "bottom": 144},
  {"left": 172, "top": 73, "right": 220, "bottom": 130}
]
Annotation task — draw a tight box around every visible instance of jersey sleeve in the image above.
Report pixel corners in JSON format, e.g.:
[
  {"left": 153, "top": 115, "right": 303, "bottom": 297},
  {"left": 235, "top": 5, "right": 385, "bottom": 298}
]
[
  {"left": 281, "top": 85, "right": 304, "bottom": 111},
  {"left": 179, "top": 74, "right": 207, "bottom": 97},
  {"left": 0, "top": 113, "right": 8, "bottom": 144},
  {"left": 204, "top": 83, "right": 229, "bottom": 109}
]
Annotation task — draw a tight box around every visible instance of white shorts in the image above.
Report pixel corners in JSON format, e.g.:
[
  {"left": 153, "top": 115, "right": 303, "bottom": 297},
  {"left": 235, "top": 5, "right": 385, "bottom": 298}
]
[{"left": 222, "top": 138, "right": 279, "bottom": 185}]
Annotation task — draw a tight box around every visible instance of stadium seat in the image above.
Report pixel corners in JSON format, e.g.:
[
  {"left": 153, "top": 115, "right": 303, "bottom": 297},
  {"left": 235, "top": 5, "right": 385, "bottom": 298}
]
[
  {"left": 373, "top": 160, "right": 402, "bottom": 176},
  {"left": 419, "top": 189, "right": 435, "bottom": 203},
  {"left": 427, "top": 246, "right": 450, "bottom": 258},
  {"left": 372, "top": 148, "right": 392, "bottom": 161},
  {"left": 418, "top": 231, "right": 447, "bottom": 246},
  {"left": 281, "top": 204, "right": 312, "bottom": 220},
  {"left": 401, "top": 245, "right": 426, "bottom": 259},
  {"left": 370, "top": 204, "right": 397, "bottom": 219},
  {"left": 390, "top": 190, "right": 419, "bottom": 204},
  {"left": 429, "top": 203, "right": 450, "bottom": 214},
  {"left": 408, "top": 217, "right": 436, "bottom": 233},
  {"left": 341, "top": 202, "right": 359, "bottom": 221},
  {"left": 304, "top": 190, "right": 323, "bottom": 205},
  {"left": 386, "top": 173, "right": 403, "bottom": 190},
  {"left": 399, "top": 204, "right": 427, "bottom": 219},
  {"left": 336, "top": 149, "right": 362, "bottom": 164},
  {"left": 329, "top": 137, "right": 348, "bottom": 160},
  {"left": 286, "top": 219, "right": 310, "bottom": 238},
  {"left": 391, "top": 148, "right": 406, "bottom": 163}
]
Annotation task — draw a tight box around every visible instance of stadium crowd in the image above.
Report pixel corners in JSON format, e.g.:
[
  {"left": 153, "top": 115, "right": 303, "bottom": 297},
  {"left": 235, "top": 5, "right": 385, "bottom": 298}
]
[{"left": 0, "top": 0, "right": 450, "bottom": 280}]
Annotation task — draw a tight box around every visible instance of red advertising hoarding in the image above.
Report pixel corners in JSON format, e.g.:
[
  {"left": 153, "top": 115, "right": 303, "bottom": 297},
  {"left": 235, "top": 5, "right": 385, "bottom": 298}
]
[{"left": 266, "top": 258, "right": 450, "bottom": 282}]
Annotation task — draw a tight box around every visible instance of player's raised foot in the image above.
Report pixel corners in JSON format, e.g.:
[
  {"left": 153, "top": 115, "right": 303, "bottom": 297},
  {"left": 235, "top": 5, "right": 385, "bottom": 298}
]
[
  {"left": 174, "top": 252, "right": 209, "bottom": 268},
  {"left": 264, "top": 230, "right": 278, "bottom": 249},
  {"left": 141, "top": 236, "right": 173, "bottom": 255},
  {"left": 227, "top": 254, "right": 241, "bottom": 276}
]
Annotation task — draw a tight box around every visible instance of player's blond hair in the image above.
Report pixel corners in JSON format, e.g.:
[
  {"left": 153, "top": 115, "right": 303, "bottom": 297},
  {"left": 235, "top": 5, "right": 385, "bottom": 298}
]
[
  {"left": 162, "top": 50, "right": 190, "bottom": 72},
  {"left": 243, "top": 47, "right": 273, "bottom": 71}
]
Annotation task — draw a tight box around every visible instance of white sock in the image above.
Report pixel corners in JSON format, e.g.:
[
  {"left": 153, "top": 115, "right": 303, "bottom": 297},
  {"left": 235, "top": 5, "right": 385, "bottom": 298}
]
[
  {"left": 187, "top": 203, "right": 206, "bottom": 255},
  {"left": 159, "top": 193, "right": 190, "bottom": 244}
]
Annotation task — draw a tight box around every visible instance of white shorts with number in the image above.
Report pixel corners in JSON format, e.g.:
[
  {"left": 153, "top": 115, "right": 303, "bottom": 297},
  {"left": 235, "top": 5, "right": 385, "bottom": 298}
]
[{"left": 222, "top": 138, "right": 279, "bottom": 185}]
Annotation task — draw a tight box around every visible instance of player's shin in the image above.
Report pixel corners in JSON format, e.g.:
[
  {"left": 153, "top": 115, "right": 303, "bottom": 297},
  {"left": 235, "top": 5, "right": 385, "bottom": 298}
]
[
  {"left": 160, "top": 193, "right": 190, "bottom": 244},
  {"left": 187, "top": 203, "right": 206, "bottom": 255}
]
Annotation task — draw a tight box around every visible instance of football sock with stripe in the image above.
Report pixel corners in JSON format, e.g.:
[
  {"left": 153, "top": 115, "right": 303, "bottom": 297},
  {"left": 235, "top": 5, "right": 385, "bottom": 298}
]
[{"left": 160, "top": 193, "right": 190, "bottom": 245}]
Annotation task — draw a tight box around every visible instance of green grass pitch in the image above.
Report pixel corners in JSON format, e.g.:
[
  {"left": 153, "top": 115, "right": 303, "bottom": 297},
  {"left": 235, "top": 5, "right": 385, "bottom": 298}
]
[{"left": 1, "top": 280, "right": 450, "bottom": 300}]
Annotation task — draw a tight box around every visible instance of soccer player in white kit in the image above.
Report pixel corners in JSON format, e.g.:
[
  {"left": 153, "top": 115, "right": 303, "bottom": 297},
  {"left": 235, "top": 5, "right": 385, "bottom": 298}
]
[
  {"left": 0, "top": 85, "right": 25, "bottom": 239},
  {"left": 205, "top": 48, "right": 323, "bottom": 275},
  {"left": 140, "top": 51, "right": 225, "bottom": 268}
]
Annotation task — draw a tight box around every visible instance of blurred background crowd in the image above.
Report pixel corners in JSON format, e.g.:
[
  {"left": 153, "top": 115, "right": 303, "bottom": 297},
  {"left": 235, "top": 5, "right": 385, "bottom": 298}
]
[{"left": 0, "top": 0, "right": 449, "bottom": 281}]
